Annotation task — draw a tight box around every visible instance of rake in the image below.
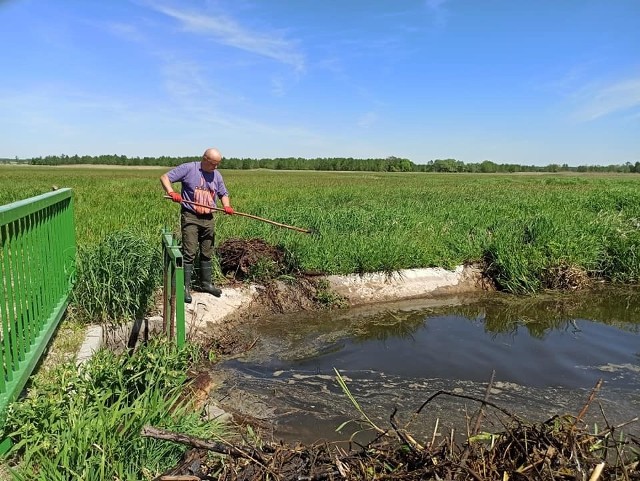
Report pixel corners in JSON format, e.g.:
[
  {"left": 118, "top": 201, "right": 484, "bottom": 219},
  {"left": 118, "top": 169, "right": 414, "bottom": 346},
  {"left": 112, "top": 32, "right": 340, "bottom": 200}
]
[{"left": 164, "top": 195, "right": 314, "bottom": 234}]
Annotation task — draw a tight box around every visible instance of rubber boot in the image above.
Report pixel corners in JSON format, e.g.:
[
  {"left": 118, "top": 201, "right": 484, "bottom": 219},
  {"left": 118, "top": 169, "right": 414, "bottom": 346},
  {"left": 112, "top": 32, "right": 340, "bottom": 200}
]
[
  {"left": 184, "top": 263, "right": 193, "bottom": 303},
  {"left": 200, "top": 260, "right": 222, "bottom": 297}
]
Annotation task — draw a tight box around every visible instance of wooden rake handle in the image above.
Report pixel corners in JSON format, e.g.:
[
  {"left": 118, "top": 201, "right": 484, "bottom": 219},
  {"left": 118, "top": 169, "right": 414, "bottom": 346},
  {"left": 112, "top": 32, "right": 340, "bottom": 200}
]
[{"left": 164, "top": 195, "right": 313, "bottom": 234}]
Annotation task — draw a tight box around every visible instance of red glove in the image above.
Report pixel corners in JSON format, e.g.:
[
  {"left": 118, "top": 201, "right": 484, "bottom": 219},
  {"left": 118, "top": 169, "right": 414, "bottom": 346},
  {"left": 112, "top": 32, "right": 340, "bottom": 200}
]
[
  {"left": 169, "top": 192, "right": 182, "bottom": 203},
  {"left": 223, "top": 206, "right": 234, "bottom": 215}
]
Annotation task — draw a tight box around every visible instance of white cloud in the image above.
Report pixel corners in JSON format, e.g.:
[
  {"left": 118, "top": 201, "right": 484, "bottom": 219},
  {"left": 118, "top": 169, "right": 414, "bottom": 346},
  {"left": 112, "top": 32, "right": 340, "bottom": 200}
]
[
  {"left": 160, "top": 58, "right": 210, "bottom": 100},
  {"left": 270, "top": 76, "right": 285, "bottom": 97},
  {"left": 146, "top": 3, "right": 305, "bottom": 72},
  {"left": 573, "top": 76, "right": 640, "bottom": 122},
  {"left": 425, "top": 0, "right": 451, "bottom": 27},
  {"left": 105, "top": 22, "right": 147, "bottom": 43},
  {"left": 357, "top": 111, "right": 379, "bottom": 128}
]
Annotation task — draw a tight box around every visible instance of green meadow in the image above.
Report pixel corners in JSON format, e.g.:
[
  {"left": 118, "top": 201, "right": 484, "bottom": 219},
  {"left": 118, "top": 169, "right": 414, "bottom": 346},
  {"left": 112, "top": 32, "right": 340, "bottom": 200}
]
[{"left": 2, "top": 165, "right": 640, "bottom": 293}]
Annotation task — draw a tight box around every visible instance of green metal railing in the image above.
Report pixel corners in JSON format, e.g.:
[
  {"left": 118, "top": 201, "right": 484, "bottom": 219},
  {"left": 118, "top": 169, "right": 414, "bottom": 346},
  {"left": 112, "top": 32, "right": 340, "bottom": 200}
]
[
  {"left": 0, "top": 189, "right": 75, "bottom": 451},
  {"left": 162, "top": 228, "right": 185, "bottom": 347}
]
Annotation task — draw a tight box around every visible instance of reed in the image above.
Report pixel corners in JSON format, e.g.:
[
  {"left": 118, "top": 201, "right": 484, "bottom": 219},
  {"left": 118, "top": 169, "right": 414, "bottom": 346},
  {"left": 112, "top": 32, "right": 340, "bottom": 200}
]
[{"left": 71, "top": 230, "right": 159, "bottom": 324}]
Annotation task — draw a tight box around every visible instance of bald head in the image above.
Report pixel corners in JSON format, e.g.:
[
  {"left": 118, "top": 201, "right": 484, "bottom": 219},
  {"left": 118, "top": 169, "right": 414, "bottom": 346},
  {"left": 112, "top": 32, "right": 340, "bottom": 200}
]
[
  {"left": 203, "top": 148, "right": 222, "bottom": 162},
  {"left": 201, "top": 148, "right": 222, "bottom": 172}
]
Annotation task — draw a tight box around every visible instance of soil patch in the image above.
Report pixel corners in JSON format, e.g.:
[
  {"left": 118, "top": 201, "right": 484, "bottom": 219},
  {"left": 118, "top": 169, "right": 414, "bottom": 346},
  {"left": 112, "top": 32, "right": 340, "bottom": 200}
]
[
  {"left": 200, "top": 276, "right": 344, "bottom": 357},
  {"left": 196, "top": 238, "right": 347, "bottom": 356}
]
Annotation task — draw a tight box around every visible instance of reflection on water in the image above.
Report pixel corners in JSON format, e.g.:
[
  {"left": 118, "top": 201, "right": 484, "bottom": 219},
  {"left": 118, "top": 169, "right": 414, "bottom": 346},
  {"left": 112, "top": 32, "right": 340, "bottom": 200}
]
[
  {"left": 214, "top": 287, "right": 640, "bottom": 444},
  {"left": 348, "top": 287, "right": 640, "bottom": 343}
]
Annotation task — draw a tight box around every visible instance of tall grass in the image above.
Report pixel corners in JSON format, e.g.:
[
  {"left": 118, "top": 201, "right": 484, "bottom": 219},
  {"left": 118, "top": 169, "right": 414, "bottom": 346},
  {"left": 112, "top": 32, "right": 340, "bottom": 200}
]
[
  {"left": 72, "top": 230, "right": 160, "bottom": 324},
  {"left": 2, "top": 339, "right": 222, "bottom": 480},
  {"left": 2, "top": 166, "right": 640, "bottom": 293}
]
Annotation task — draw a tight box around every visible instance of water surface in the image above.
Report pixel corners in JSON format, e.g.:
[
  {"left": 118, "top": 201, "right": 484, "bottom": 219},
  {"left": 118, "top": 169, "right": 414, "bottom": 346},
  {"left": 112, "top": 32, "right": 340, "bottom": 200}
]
[{"left": 213, "top": 288, "right": 640, "bottom": 443}]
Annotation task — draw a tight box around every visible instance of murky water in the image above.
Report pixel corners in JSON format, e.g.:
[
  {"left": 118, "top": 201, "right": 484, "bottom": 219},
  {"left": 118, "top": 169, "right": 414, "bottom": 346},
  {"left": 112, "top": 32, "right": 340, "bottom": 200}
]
[{"left": 213, "top": 287, "right": 640, "bottom": 444}]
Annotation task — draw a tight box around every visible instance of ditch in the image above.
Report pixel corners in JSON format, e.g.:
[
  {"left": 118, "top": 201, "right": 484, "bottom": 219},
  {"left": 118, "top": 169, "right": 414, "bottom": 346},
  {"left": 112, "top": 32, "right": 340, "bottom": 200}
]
[{"left": 210, "top": 286, "right": 640, "bottom": 445}]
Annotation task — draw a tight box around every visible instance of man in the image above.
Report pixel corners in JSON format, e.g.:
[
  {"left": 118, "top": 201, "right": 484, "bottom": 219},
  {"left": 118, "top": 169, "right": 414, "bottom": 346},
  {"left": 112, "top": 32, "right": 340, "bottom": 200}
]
[{"left": 160, "top": 148, "right": 234, "bottom": 303}]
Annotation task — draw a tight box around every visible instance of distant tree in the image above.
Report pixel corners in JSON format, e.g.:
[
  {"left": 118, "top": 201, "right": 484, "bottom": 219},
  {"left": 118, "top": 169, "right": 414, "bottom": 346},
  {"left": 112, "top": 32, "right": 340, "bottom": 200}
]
[{"left": 479, "top": 160, "right": 498, "bottom": 173}]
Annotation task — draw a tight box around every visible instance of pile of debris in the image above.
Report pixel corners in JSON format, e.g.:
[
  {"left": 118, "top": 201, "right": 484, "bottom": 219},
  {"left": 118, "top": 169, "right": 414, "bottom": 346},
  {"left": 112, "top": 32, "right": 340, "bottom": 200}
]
[
  {"left": 216, "top": 238, "right": 292, "bottom": 281},
  {"left": 144, "top": 380, "right": 639, "bottom": 481}
]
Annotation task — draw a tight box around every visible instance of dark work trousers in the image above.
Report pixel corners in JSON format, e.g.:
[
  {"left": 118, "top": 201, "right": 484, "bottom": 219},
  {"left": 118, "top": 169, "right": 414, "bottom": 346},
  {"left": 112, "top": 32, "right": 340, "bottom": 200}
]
[{"left": 180, "top": 209, "right": 214, "bottom": 264}]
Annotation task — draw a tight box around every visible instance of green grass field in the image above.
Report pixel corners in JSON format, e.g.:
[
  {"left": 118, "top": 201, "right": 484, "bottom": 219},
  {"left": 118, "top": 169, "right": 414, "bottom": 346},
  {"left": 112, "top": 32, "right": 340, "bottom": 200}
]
[{"left": 2, "top": 165, "right": 640, "bottom": 293}]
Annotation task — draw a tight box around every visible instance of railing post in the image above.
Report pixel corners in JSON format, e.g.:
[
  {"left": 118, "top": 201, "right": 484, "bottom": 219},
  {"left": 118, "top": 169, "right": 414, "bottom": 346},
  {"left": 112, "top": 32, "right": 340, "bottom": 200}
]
[{"left": 161, "top": 229, "right": 185, "bottom": 347}]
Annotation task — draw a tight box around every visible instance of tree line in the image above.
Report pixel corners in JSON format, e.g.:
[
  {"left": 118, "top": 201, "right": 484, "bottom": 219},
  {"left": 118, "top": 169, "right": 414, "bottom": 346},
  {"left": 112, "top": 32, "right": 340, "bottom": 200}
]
[{"left": 20, "top": 154, "right": 640, "bottom": 173}]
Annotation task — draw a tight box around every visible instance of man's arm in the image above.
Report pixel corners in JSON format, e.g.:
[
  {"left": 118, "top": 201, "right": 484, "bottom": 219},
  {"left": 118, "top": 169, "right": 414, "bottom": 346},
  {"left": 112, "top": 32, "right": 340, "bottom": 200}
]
[
  {"left": 160, "top": 174, "right": 176, "bottom": 194},
  {"left": 220, "top": 195, "right": 234, "bottom": 215},
  {"left": 161, "top": 174, "right": 182, "bottom": 203}
]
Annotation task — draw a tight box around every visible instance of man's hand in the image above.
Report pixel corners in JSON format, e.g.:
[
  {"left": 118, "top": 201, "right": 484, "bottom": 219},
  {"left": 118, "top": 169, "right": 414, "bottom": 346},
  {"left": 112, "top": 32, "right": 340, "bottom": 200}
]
[
  {"left": 169, "top": 192, "right": 182, "bottom": 203},
  {"left": 223, "top": 206, "right": 235, "bottom": 215}
]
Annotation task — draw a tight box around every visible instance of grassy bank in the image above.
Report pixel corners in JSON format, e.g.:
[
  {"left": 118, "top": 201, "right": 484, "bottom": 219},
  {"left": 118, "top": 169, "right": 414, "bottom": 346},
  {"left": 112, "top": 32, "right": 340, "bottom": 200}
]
[
  {"left": 1, "top": 340, "right": 223, "bottom": 480},
  {"left": 2, "top": 166, "right": 640, "bottom": 293}
]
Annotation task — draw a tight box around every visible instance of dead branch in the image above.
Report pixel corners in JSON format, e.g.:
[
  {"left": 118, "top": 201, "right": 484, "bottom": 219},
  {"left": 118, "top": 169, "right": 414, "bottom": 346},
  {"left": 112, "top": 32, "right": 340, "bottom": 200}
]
[{"left": 141, "top": 425, "right": 265, "bottom": 463}]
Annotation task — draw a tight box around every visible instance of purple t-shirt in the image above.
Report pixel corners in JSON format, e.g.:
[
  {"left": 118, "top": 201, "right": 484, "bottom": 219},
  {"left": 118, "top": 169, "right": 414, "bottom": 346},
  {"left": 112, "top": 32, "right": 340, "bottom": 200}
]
[{"left": 167, "top": 162, "right": 229, "bottom": 213}]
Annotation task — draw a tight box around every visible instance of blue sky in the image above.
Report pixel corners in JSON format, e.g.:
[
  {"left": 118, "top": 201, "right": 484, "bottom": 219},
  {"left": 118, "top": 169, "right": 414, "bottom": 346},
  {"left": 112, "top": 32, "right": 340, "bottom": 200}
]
[{"left": 1, "top": 1, "right": 638, "bottom": 165}]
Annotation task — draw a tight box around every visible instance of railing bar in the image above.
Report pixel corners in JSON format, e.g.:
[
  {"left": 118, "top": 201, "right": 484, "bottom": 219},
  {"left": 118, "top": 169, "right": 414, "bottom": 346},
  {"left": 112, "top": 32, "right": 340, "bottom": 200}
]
[
  {"left": 48, "top": 205, "right": 63, "bottom": 299},
  {"left": 169, "top": 263, "right": 176, "bottom": 340},
  {"left": 61, "top": 201, "right": 73, "bottom": 291},
  {"left": 21, "top": 215, "right": 35, "bottom": 348},
  {"left": 37, "top": 208, "right": 48, "bottom": 330},
  {"left": 0, "top": 189, "right": 72, "bottom": 226},
  {"left": 1, "top": 225, "right": 15, "bottom": 379},
  {"left": 0, "top": 239, "right": 7, "bottom": 390},
  {"left": 8, "top": 222, "right": 26, "bottom": 363},
  {"left": 162, "top": 239, "right": 169, "bottom": 334},
  {"left": 171, "top": 239, "right": 184, "bottom": 347},
  {"left": 17, "top": 216, "right": 33, "bottom": 358},
  {"left": 28, "top": 213, "right": 41, "bottom": 345},
  {"left": 34, "top": 208, "right": 47, "bottom": 330},
  {"left": 65, "top": 198, "right": 76, "bottom": 287},
  {"left": 40, "top": 207, "right": 55, "bottom": 312},
  {"left": 174, "top": 266, "right": 185, "bottom": 347}
]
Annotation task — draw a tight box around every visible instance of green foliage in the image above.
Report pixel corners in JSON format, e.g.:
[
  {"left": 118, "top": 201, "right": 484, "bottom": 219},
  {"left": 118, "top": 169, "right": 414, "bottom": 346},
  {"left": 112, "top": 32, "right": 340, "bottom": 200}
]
[
  {"left": 334, "top": 368, "right": 384, "bottom": 437},
  {"left": 2, "top": 168, "right": 640, "bottom": 294},
  {"left": 599, "top": 227, "right": 640, "bottom": 282},
  {"left": 22, "top": 153, "right": 640, "bottom": 174},
  {"left": 247, "top": 257, "right": 282, "bottom": 281},
  {"left": 72, "top": 230, "right": 160, "bottom": 324},
  {"left": 2, "top": 339, "right": 217, "bottom": 480},
  {"left": 314, "top": 279, "right": 348, "bottom": 309}
]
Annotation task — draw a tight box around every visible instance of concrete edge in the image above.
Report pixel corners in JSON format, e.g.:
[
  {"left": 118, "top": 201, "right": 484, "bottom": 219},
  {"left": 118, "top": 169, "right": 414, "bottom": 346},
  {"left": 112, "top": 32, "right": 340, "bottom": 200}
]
[
  {"left": 76, "top": 324, "right": 104, "bottom": 367},
  {"left": 75, "top": 264, "right": 481, "bottom": 363},
  {"left": 73, "top": 264, "right": 481, "bottom": 425},
  {"left": 326, "top": 264, "right": 482, "bottom": 305}
]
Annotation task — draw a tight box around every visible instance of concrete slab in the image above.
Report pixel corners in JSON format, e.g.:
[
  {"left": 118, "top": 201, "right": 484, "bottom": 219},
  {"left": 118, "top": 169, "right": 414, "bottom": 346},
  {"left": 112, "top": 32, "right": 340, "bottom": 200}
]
[{"left": 326, "top": 265, "right": 481, "bottom": 305}]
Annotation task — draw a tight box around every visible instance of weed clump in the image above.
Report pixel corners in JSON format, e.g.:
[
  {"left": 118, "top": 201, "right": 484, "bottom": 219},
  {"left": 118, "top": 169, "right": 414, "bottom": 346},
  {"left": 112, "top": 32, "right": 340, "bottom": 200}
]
[
  {"left": 72, "top": 230, "right": 160, "bottom": 324},
  {"left": 542, "top": 262, "right": 591, "bottom": 290}
]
